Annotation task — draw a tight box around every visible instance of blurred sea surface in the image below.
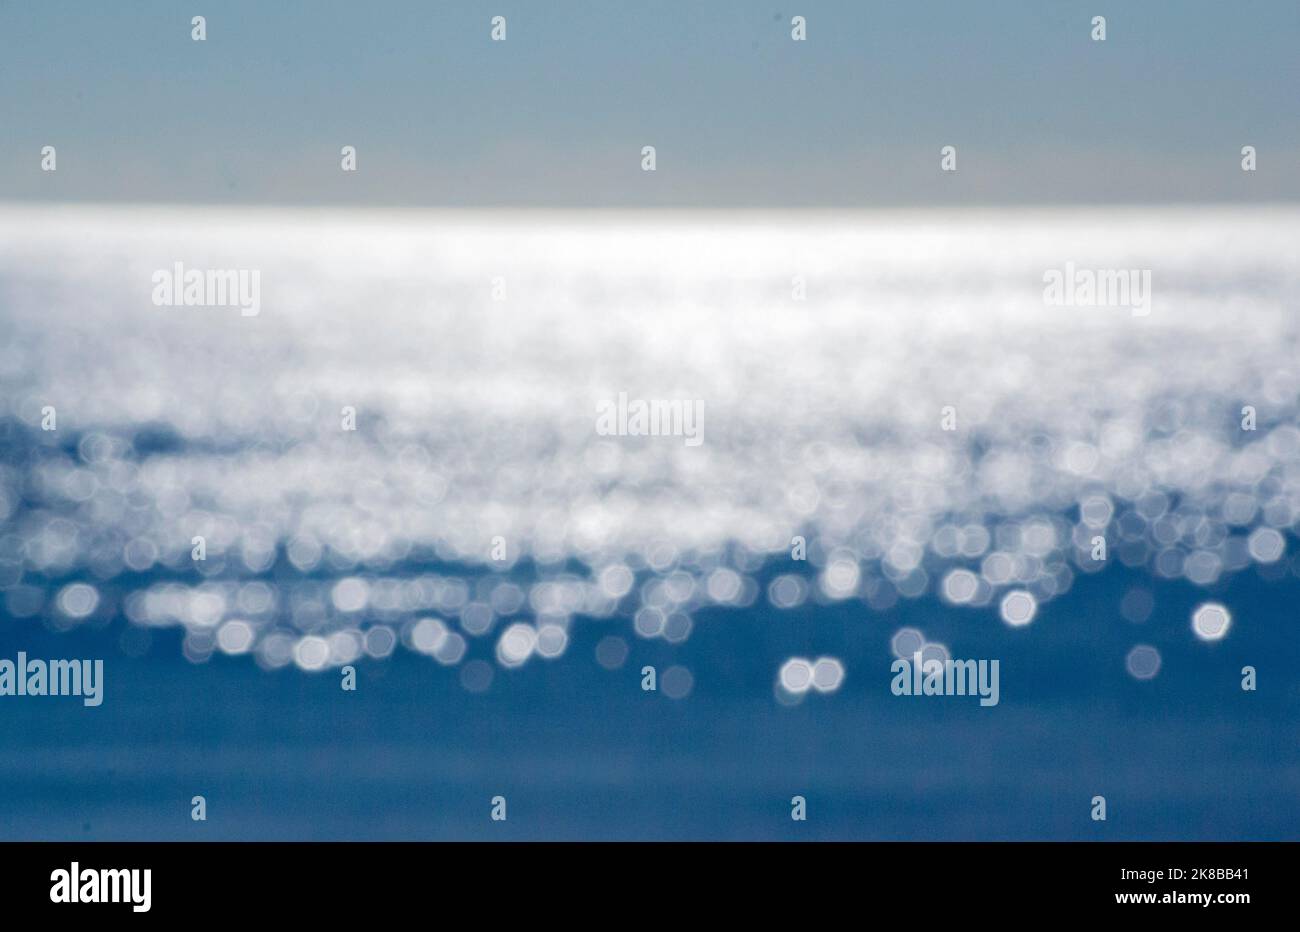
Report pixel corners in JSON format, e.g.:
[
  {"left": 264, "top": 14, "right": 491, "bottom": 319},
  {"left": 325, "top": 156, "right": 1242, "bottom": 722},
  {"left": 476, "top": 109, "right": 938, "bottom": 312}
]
[{"left": 0, "top": 206, "right": 1297, "bottom": 839}]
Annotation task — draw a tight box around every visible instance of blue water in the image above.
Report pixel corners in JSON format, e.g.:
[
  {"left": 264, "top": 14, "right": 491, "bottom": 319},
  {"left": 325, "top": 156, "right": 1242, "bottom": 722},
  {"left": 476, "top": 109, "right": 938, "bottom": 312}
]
[
  {"left": 1, "top": 208, "right": 1298, "bottom": 839},
  {"left": 2, "top": 554, "right": 1296, "bottom": 840}
]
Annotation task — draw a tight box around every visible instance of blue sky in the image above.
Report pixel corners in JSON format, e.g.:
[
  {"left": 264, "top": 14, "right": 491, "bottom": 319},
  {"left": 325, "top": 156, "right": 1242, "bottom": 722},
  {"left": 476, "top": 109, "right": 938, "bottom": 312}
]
[{"left": 1, "top": 0, "right": 1297, "bottom": 205}]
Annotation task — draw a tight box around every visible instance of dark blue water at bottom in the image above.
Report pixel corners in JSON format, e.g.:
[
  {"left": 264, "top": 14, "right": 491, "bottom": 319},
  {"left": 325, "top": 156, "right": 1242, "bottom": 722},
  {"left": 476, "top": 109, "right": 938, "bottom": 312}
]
[{"left": 1, "top": 565, "right": 1296, "bottom": 840}]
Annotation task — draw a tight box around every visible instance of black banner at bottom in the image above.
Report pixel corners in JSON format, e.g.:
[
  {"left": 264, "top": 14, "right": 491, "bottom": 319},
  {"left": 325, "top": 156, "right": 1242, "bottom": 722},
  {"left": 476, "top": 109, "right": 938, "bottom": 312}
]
[{"left": 0, "top": 841, "right": 1285, "bottom": 918}]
